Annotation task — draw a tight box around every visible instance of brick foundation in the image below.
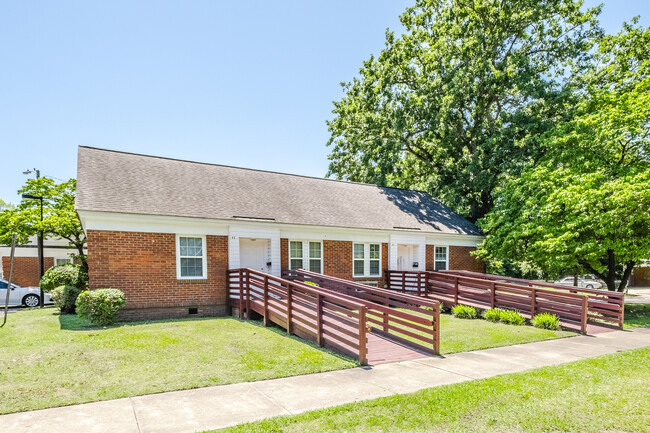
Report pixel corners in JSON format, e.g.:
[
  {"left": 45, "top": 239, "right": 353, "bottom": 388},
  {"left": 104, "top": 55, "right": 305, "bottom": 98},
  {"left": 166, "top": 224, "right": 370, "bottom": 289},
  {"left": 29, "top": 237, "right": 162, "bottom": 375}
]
[
  {"left": 1, "top": 256, "right": 55, "bottom": 287},
  {"left": 87, "top": 230, "right": 229, "bottom": 321},
  {"left": 449, "top": 246, "right": 484, "bottom": 272}
]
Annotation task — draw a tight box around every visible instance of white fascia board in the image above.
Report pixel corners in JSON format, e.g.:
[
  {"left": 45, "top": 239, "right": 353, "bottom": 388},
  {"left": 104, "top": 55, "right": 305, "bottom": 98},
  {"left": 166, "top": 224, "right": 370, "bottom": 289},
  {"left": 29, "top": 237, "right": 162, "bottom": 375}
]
[
  {"left": 77, "top": 210, "right": 482, "bottom": 245},
  {"left": 425, "top": 234, "right": 484, "bottom": 247},
  {"left": 78, "top": 210, "right": 229, "bottom": 236}
]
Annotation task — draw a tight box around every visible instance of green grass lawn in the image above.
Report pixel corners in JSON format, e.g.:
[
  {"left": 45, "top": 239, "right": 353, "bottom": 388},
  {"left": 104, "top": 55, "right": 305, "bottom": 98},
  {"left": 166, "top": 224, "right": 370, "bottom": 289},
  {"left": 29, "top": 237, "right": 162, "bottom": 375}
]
[
  {"left": 625, "top": 303, "right": 650, "bottom": 328},
  {"left": 216, "top": 347, "right": 650, "bottom": 433},
  {"left": 0, "top": 307, "right": 354, "bottom": 415},
  {"left": 437, "top": 313, "right": 573, "bottom": 353}
]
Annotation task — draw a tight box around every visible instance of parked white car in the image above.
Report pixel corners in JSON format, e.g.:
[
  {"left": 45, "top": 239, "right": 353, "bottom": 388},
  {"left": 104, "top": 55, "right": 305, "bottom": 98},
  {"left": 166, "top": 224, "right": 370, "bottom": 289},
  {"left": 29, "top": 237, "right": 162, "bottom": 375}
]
[
  {"left": 0, "top": 279, "right": 52, "bottom": 307},
  {"left": 556, "top": 275, "right": 603, "bottom": 290}
]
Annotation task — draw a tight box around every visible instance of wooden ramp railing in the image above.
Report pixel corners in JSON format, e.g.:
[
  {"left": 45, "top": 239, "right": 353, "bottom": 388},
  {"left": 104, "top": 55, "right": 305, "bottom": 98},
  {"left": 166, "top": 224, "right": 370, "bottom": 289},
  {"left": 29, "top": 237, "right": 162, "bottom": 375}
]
[
  {"left": 283, "top": 269, "right": 440, "bottom": 355},
  {"left": 441, "top": 270, "right": 625, "bottom": 329},
  {"left": 228, "top": 268, "right": 369, "bottom": 364},
  {"left": 386, "top": 270, "right": 591, "bottom": 334}
]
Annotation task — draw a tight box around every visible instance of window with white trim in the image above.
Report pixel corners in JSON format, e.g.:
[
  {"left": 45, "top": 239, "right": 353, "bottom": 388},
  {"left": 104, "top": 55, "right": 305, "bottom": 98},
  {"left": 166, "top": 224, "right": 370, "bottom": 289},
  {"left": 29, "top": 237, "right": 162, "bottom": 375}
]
[
  {"left": 176, "top": 235, "right": 207, "bottom": 279},
  {"left": 289, "top": 240, "right": 322, "bottom": 273},
  {"left": 56, "top": 258, "right": 72, "bottom": 266},
  {"left": 353, "top": 243, "right": 381, "bottom": 277},
  {"left": 434, "top": 246, "right": 448, "bottom": 271}
]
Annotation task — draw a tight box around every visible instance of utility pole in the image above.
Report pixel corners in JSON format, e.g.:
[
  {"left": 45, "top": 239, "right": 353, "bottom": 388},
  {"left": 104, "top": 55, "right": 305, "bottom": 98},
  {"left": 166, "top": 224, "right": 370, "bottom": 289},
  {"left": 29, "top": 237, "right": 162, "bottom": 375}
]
[{"left": 22, "top": 168, "right": 44, "bottom": 308}]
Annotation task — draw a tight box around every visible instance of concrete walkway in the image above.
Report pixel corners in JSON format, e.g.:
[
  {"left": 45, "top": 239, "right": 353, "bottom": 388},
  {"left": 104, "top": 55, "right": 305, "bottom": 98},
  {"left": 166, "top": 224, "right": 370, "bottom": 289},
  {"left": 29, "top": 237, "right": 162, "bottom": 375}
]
[{"left": 3, "top": 328, "right": 649, "bottom": 433}]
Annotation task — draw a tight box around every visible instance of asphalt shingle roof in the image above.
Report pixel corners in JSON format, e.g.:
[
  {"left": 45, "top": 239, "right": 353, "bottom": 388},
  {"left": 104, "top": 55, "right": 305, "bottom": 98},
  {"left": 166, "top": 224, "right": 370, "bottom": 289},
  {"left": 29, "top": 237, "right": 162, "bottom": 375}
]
[{"left": 76, "top": 146, "right": 481, "bottom": 236}]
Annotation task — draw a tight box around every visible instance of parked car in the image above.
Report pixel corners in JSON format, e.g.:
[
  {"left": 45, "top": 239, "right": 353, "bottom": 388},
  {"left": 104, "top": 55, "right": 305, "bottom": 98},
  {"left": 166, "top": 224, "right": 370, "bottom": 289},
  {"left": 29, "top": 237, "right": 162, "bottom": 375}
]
[
  {"left": 556, "top": 275, "right": 603, "bottom": 289},
  {"left": 0, "top": 279, "right": 52, "bottom": 307}
]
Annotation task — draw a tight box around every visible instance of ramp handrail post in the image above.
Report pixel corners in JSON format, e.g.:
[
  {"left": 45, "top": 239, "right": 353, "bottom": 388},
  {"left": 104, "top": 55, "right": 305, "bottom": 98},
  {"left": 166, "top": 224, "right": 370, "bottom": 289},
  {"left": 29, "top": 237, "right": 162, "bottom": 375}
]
[
  {"left": 383, "top": 293, "right": 389, "bottom": 332},
  {"left": 402, "top": 272, "right": 406, "bottom": 293},
  {"left": 433, "top": 302, "right": 440, "bottom": 355},
  {"left": 263, "top": 275, "right": 269, "bottom": 326},
  {"left": 286, "top": 283, "right": 293, "bottom": 335},
  {"left": 238, "top": 269, "right": 244, "bottom": 319},
  {"left": 358, "top": 305, "right": 368, "bottom": 365},
  {"left": 386, "top": 270, "right": 391, "bottom": 290},
  {"left": 246, "top": 269, "right": 251, "bottom": 319},
  {"left": 454, "top": 276, "right": 459, "bottom": 305},
  {"left": 490, "top": 282, "right": 496, "bottom": 308},
  {"left": 316, "top": 293, "right": 324, "bottom": 347},
  {"left": 531, "top": 287, "right": 537, "bottom": 317},
  {"left": 581, "top": 296, "right": 588, "bottom": 334}
]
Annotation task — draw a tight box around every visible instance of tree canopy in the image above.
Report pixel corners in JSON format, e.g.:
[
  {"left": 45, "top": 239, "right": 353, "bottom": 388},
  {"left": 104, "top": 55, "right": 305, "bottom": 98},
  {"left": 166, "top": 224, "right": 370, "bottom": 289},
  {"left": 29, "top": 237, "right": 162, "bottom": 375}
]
[
  {"left": 476, "top": 23, "right": 650, "bottom": 291},
  {"left": 0, "top": 178, "right": 87, "bottom": 269},
  {"left": 326, "top": 0, "right": 601, "bottom": 222}
]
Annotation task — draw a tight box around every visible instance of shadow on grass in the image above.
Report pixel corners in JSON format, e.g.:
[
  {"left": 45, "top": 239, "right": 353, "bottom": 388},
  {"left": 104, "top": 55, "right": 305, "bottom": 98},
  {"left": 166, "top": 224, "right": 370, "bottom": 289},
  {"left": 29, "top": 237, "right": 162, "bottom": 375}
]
[{"left": 625, "top": 304, "right": 650, "bottom": 328}]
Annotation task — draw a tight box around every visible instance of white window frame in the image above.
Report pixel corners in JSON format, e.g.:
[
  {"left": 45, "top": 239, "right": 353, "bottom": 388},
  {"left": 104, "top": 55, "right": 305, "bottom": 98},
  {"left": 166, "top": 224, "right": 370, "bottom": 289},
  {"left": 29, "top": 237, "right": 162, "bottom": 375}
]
[
  {"left": 353, "top": 243, "right": 382, "bottom": 277},
  {"left": 288, "top": 240, "right": 323, "bottom": 274},
  {"left": 176, "top": 234, "right": 208, "bottom": 280},
  {"left": 434, "top": 245, "right": 449, "bottom": 271},
  {"left": 56, "top": 258, "right": 72, "bottom": 266}
]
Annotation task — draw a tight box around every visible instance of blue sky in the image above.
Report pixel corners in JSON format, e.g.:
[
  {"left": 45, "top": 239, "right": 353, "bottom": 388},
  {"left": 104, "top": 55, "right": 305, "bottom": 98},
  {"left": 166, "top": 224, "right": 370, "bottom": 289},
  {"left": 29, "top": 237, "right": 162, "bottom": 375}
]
[{"left": 0, "top": 0, "right": 648, "bottom": 204}]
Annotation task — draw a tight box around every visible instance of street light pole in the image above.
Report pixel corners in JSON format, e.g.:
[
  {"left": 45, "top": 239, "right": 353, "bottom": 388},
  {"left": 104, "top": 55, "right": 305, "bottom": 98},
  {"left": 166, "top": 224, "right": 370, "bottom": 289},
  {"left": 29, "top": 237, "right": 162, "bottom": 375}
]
[{"left": 22, "top": 193, "right": 45, "bottom": 308}]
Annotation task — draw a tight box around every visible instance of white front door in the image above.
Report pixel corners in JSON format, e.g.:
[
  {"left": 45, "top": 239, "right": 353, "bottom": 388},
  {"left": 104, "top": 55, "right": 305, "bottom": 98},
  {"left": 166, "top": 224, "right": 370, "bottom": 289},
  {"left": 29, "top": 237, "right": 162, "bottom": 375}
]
[
  {"left": 239, "top": 238, "right": 270, "bottom": 273},
  {"left": 397, "top": 244, "right": 417, "bottom": 271}
]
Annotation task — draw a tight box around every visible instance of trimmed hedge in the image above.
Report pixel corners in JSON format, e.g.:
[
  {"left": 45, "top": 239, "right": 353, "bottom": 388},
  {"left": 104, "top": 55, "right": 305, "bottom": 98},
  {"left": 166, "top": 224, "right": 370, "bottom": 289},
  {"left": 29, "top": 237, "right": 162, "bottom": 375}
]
[
  {"left": 76, "top": 289, "right": 126, "bottom": 326},
  {"left": 532, "top": 312, "right": 561, "bottom": 330},
  {"left": 451, "top": 304, "right": 478, "bottom": 319},
  {"left": 50, "top": 285, "right": 83, "bottom": 314},
  {"left": 40, "top": 264, "right": 88, "bottom": 293}
]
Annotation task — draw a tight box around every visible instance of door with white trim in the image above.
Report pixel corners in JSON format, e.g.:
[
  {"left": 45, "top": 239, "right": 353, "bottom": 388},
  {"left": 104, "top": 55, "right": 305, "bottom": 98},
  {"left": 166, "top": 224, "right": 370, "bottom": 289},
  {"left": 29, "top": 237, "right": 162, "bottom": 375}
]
[{"left": 239, "top": 238, "right": 271, "bottom": 273}]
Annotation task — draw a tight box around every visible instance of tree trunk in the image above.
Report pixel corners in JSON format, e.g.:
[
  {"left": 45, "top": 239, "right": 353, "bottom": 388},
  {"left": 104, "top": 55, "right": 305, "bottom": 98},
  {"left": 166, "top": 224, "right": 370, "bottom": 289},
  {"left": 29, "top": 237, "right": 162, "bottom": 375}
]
[
  {"left": 573, "top": 274, "right": 578, "bottom": 287},
  {"left": 76, "top": 242, "right": 88, "bottom": 273}
]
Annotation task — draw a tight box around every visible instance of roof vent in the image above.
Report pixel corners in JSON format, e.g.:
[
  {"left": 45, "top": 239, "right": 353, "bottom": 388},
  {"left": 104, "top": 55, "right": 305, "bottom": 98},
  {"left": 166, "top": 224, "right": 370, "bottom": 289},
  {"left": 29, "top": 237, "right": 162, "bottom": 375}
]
[
  {"left": 232, "top": 216, "right": 276, "bottom": 221},
  {"left": 393, "top": 226, "right": 421, "bottom": 230}
]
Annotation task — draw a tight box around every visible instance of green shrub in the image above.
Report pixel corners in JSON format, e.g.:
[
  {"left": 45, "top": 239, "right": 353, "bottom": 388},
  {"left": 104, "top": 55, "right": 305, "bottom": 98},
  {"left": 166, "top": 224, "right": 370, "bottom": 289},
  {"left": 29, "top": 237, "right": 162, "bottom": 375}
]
[
  {"left": 303, "top": 281, "right": 318, "bottom": 287},
  {"left": 532, "top": 312, "right": 561, "bottom": 330},
  {"left": 40, "top": 264, "right": 88, "bottom": 293},
  {"left": 451, "top": 304, "right": 478, "bottom": 319},
  {"left": 500, "top": 309, "right": 526, "bottom": 325},
  {"left": 483, "top": 308, "right": 503, "bottom": 322},
  {"left": 50, "top": 285, "right": 82, "bottom": 314},
  {"left": 76, "top": 289, "right": 126, "bottom": 326}
]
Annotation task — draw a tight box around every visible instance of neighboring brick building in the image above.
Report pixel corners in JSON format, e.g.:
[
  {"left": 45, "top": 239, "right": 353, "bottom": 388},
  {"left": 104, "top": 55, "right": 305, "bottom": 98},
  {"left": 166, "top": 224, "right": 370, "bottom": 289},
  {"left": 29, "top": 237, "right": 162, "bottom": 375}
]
[
  {"left": 0, "top": 235, "right": 82, "bottom": 288},
  {"left": 76, "top": 146, "right": 485, "bottom": 320}
]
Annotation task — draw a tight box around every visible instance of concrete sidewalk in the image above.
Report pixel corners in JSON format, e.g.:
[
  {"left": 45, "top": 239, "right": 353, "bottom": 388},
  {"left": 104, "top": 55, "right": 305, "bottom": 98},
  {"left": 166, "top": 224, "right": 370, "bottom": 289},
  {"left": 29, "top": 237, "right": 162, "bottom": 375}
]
[{"left": 2, "top": 328, "right": 649, "bottom": 433}]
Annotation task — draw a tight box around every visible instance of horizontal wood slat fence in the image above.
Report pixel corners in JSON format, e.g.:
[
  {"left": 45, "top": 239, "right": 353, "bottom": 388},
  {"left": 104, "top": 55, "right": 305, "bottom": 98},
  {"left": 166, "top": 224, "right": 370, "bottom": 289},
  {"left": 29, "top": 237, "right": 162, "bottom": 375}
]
[
  {"left": 384, "top": 269, "right": 623, "bottom": 334},
  {"left": 227, "top": 268, "right": 369, "bottom": 364},
  {"left": 283, "top": 269, "right": 440, "bottom": 355},
  {"left": 441, "top": 270, "right": 625, "bottom": 329}
]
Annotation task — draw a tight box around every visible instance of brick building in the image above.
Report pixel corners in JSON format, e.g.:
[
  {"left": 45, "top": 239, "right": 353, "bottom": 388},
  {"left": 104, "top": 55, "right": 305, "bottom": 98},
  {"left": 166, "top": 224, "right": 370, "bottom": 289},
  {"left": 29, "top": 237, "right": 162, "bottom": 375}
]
[
  {"left": 0, "top": 235, "right": 81, "bottom": 287},
  {"left": 76, "top": 146, "right": 485, "bottom": 320}
]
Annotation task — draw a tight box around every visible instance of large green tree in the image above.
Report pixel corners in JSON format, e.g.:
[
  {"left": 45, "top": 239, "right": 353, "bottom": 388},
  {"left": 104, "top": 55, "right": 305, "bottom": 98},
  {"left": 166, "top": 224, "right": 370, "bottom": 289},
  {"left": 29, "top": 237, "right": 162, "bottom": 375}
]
[
  {"left": 0, "top": 178, "right": 87, "bottom": 270},
  {"left": 477, "top": 23, "right": 650, "bottom": 292},
  {"left": 326, "top": 0, "right": 601, "bottom": 221}
]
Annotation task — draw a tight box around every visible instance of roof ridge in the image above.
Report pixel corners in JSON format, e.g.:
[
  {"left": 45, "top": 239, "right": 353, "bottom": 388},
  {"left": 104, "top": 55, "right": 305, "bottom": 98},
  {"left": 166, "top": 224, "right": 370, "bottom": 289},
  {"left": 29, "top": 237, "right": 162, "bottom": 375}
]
[{"left": 78, "top": 146, "right": 428, "bottom": 194}]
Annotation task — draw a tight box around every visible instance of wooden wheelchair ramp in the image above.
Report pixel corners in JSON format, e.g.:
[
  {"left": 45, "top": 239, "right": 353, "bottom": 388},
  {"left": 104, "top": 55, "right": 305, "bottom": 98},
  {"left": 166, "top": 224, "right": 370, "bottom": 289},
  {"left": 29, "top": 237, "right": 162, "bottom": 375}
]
[{"left": 227, "top": 268, "right": 441, "bottom": 365}]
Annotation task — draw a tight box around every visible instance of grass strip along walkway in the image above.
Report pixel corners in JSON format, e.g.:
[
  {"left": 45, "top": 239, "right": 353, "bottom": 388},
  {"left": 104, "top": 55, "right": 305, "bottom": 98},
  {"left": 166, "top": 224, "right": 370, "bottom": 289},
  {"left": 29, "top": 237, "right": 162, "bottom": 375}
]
[{"left": 218, "top": 345, "right": 650, "bottom": 433}]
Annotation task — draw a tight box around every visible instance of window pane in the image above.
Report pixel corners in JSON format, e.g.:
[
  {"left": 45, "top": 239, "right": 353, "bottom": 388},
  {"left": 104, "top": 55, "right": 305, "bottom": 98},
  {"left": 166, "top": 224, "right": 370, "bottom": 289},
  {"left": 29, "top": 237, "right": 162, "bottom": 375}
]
[
  {"left": 180, "top": 237, "right": 203, "bottom": 257},
  {"left": 290, "top": 259, "right": 303, "bottom": 270},
  {"left": 435, "top": 261, "right": 447, "bottom": 271},
  {"left": 369, "top": 244, "right": 380, "bottom": 259},
  {"left": 309, "top": 259, "right": 321, "bottom": 273},
  {"left": 180, "top": 257, "right": 203, "bottom": 277},
  {"left": 309, "top": 242, "right": 321, "bottom": 258},
  {"left": 435, "top": 247, "right": 447, "bottom": 260},
  {"left": 369, "top": 260, "right": 380, "bottom": 275},
  {"left": 290, "top": 241, "right": 303, "bottom": 258},
  {"left": 354, "top": 260, "right": 365, "bottom": 276},
  {"left": 353, "top": 244, "right": 364, "bottom": 259}
]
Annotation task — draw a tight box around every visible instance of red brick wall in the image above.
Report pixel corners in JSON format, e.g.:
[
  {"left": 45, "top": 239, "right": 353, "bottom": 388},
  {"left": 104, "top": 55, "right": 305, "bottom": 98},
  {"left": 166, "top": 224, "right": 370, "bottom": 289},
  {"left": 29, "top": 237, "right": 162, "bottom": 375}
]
[
  {"left": 631, "top": 266, "right": 650, "bottom": 287},
  {"left": 425, "top": 245, "right": 435, "bottom": 271},
  {"left": 86, "top": 230, "right": 228, "bottom": 319},
  {"left": 280, "top": 238, "right": 288, "bottom": 271},
  {"left": 2, "top": 256, "right": 54, "bottom": 287},
  {"left": 449, "top": 246, "right": 484, "bottom": 272}
]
